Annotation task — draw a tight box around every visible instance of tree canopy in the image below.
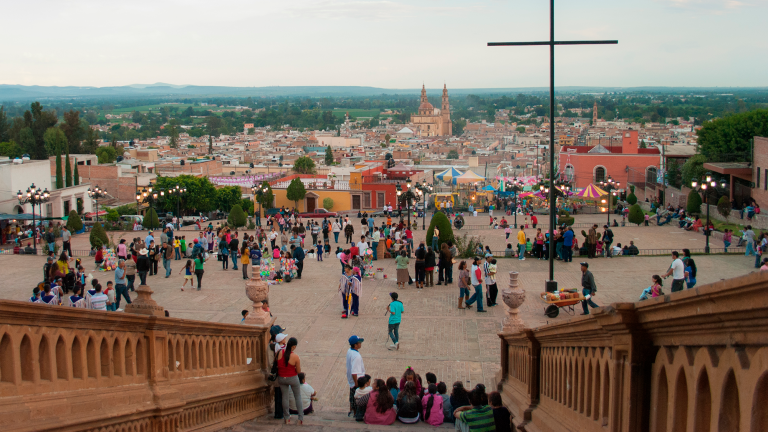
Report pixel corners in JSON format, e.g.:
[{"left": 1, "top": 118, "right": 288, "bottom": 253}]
[
  {"left": 447, "top": 150, "right": 459, "bottom": 159},
  {"left": 227, "top": 204, "right": 247, "bottom": 228},
  {"left": 286, "top": 177, "right": 307, "bottom": 209},
  {"left": 697, "top": 109, "right": 768, "bottom": 160},
  {"left": 153, "top": 175, "right": 218, "bottom": 214},
  {"left": 95, "top": 146, "right": 117, "bottom": 163},
  {"left": 293, "top": 156, "right": 316, "bottom": 174},
  {"left": 255, "top": 181, "right": 274, "bottom": 214},
  {"left": 216, "top": 186, "right": 243, "bottom": 212},
  {"left": 324, "top": 146, "right": 334, "bottom": 165}
]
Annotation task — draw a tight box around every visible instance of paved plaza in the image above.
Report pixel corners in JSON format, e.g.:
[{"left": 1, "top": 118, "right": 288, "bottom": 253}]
[{"left": 0, "top": 215, "right": 759, "bottom": 430}]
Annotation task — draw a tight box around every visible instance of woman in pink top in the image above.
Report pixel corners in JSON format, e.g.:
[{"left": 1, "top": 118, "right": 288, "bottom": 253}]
[
  {"left": 117, "top": 239, "right": 128, "bottom": 260},
  {"left": 364, "top": 379, "right": 396, "bottom": 425},
  {"left": 422, "top": 383, "right": 444, "bottom": 426}
]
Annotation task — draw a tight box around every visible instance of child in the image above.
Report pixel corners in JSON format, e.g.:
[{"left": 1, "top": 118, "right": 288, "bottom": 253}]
[
  {"left": 69, "top": 285, "right": 86, "bottom": 308},
  {"left": 29, "top": 286, "right": 41, "bottom": 303},
  {"left": 179, "top": 259, "right": 194, "bottom": 291},
  {"left": 103, "top": 281, "right": 116, "bottom": 311},
  {"left": 489, "top": 391, "right": 513, "bottom": 432},
  {"left": 289, "top": 372, "right": 317, "bottom": 416},
  {"left": 241, "top": 243, "right": 250, "bottom": 280},
  {"left": 316, "top": 241, "right": 323, "bottom": 261},
  {"left": 525, "top": 238, "right": 532, "bottom": 255},
  {"left": 438, "top": 382, "right": 453, "bottom": 424},
  {"left": 387, "top": 377, "right": 399, "bottom": 407},
  {"left": 651, "top": 275, "right": 663, "bottom": 297},
  {"left": 272, "top": 247, "right": 280, "bottom": 259},
  {"left": 504, "top": 225, "right": 511, "bottom": 239},
  {"left": 180, "top": 236, "right": 187, "bottom": 257},
  {"left": 324, "top": 240, "right": 331, "bottom": 258},
  {"left": 422, "top": 383, "right": 444, "bottom": 427},
  {"left": 354, "top": 375, "right": 373, "bottom": 422},
  {"left": 486, "top": 258, "right": 498, "bottom": 306},
  {"left": 241, "top": 309, "right": 249, "bottom": 322},
  {"left": 174, "top": 236, "right": 181, "bottom": 260}
]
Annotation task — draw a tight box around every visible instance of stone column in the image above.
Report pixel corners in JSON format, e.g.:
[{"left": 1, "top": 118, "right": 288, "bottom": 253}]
[
  {"left": 244, "top": 265, "right": 271, "bottom": 325},
  {"left": 502, "top": 271, "right": 526, "bottom": 333},
  {"left": 124, "top": 284, "right": 165, "bottom": 316}
]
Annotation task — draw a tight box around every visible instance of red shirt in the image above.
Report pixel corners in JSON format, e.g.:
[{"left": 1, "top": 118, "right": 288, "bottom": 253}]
[
  {"left": 405, "top": 229, "right": 412, "bottom": 239},
  {"left": 350, "top": 246, "right": 359, "bottom": 258}
]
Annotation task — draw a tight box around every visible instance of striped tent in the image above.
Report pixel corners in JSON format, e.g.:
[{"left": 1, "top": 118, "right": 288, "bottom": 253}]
[
  {"left": 455, "top": 170, "right": 485, "bottom": 184},
  {"left": 576, "top": 183, "right": 608, "bottom": 199},
  {"left": 436, "top": 167, "right": 463, "bottom": 185}
]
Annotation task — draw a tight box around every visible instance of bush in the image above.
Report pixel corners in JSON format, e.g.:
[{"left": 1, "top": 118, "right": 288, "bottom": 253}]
[
  {"left": 426, "top": 211, "right": 455, "bottom": 248},
  {"left": 626, "top": 192, "right": 638, "bottom": 205},
  {"left": 717, "top": 195, "right": 731, "bottom": 217},
  {"left": 453, "top": 233, "right": 484, "bottom": 258},
  {"left": 628, "top": 204, "right": 644, "bottom": 226},
  {"left": 144, "top": 208, "right": 160, "bottom": 229},
  {"left": 89, "top": 222, "right": 109, "bottom": 249},
  {"left": 247, "top": 218, "right": 256, "bottom": 229},
  {"left": 66, "top": 210, "right": 83, "bottom": 232},
  {"left": 557, "top": 216, "right": 575, "bottom": 226},
  {"left": 686, "top": 190, "right": 702, "bottom": 215},
  {"left": 323, "top": 197, "right": 334, "bottom": 210},
  {"left": 228, "top": 204, "right": 247, "bottom": 228}
]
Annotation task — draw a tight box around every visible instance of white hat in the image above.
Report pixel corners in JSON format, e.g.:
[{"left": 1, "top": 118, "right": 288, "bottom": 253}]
[
  {"left": 139, "top": 248, "right": 148, "bottom": 256},
  {"left": 275, "top": 333, "right": 287, "bottom": 343}
]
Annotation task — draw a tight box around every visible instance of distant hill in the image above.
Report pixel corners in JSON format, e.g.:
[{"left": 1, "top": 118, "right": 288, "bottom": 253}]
[{"left": 0, "top": 84, "right": 765, "bottom": 101}]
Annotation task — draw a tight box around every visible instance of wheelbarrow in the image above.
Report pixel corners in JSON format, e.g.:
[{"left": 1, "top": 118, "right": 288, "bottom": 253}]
[{"left": 540, "top": 292, "right": 586, "bottom": 318}]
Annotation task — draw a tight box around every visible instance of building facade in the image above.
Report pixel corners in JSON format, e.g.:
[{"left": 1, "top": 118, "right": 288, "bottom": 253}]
[{"left": 410, "top": 84, "right": 452, "bottom": 137}]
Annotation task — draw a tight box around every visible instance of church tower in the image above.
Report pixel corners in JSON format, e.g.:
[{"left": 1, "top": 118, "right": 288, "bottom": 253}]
[
  {"left": 441, "top": 84, "right": 452, "bottom": 135},
  {"left": 592, "top": 101, "right": 598, "bottom": 125}
]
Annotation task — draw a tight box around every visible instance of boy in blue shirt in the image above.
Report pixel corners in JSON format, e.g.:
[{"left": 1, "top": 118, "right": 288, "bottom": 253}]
[
  {"left": 386, "top": 292, "right": 404, "bottom": 350},
  {"left": 316, "top": 241, "right": 324, "bottom": 261}
]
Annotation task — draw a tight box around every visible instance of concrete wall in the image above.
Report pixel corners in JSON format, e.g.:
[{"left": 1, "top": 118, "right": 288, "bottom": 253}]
[{"left": 753, "top": 136, "right": 768, "bottom": 208}]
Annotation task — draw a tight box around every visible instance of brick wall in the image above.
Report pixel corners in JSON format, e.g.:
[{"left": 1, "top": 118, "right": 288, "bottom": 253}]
[{"left": 753, "top": 136, "right": 768, "bottom": 208}]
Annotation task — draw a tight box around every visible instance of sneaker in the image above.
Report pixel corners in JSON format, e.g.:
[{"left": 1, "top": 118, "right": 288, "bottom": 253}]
[
  {"left": 477, "top": 310, "right": 488, "bottom": 313},
  {"left": 341, "top": 313, "right": 348, "bottom": 319},
  {"left": 181, "top": 286, "right": 185, "bottom": 291},
  {"left": 396, "top": 342, "right": 399, "bottom": 350},
  {"left": 520, "top": 258, "right": 525, "bottom": 261},
  {"left": 387, "top": 345, "right": 396, "bottom": 350}
]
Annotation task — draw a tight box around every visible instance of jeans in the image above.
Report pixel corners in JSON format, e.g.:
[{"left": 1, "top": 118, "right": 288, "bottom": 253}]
[
  {"left": 231, "top": 253, "right": 238, "bottom": 270},
  {"left": 459, "top": 287, "right": 469, "bottom": 298},
  {"left": 604, "top": 242, "right": 613, "bottom": 257},
  {"left": 115, "top": 283, "right": 131, "bottom": 309},
  {"left": 724, "top": 241, "right": 730, "bottom": 252},
  {"left": 563, "top": 246, "right": 573, "bottom": 262},
  {"left": 388, "top": 322, "right": 400, "bottom": 344},
  {"left": 746, "top": 242, "right": 755, "bottom": 256},
  {"left": 195, "top": 269, "right": 204, "bottom": 288},
  {"left": 556, "top": 243, "right": 563, "bottom": 260},
  {"left": 126, "top": 275, "right": 135, "bottom": 291},
  {"left": 334, "top": 232, "right": 339, "bottom": 243},
  {"left": 221, "top": 251, "right": 229, "bottom": 269},
  {"left": 138, "top": 271, "right": 147, "bottom": 285},
  {"left": 296, "top": 260, "right": 303, "bottom": 278},
  {"left": 446, "top": 264, "right": 453, "bottom": 283},
  {"left": 486, "top": 283, "right": 498, "bottom": 305},
  {"left": 372, "top": 242, "right": 378, "bottom": 260},
  {"left": 431, "top": 237, "right": 438, "bottom": 251},
  {"left": 518, "top": 244, "right": 525, "bottom": 259},
  {"left": 163, "top": 256, "right": 171, "bottom": 277},
  {"left": 465, "top": 284, "right": 484, "bottom": 311},
  {"left": 277, "top": 375, "right": 304, "bottom": 422},
  {"left": 174, "top": 248, "right": 180, "bottom": 260},
  {"left": 756, "top": 253, "right": 762, "bottom": 268},
  {"left": 343, "top": 293, "right": 360, "bottom": 315},
  {"left": 581, "top": 288, "right": 599, "bottom": 314},
  {"left": 670, "top": 278, "right": 684, "bottom": 292},
  {"left": 415, "top": 261, "right": 425, "bottom": 283}
]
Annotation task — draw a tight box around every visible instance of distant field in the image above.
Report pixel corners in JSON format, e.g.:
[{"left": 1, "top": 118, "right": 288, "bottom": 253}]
[
  {"left": 107, "top": 104, "right": 237, "bottom": 114},
  {"left": 331, "top": 108, "right": 384, "bottom": 118}
]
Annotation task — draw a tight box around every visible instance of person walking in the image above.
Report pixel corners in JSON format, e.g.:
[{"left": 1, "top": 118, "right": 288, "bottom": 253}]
[
  {"left": 332, "top": 219, "right": 342, "bottom": 244},
  {"left": 193, "top": 251, "right": 206, "bottom": 290},
  {"left": 277, "top": 337, "right": 304, "bottom": 426},
  {"left": 345, "top": 223, "right": 355, "bottom": 245},
  {"left": 743, "top": 225, "right": 756, "bottom": 256},
  {"left": 125, "top": 252, "right": 136, "bottom": 292},
  {"left": 346, "top": 335, "right": 366, "bottom": 418},
  {"left": 457, "top": 260, "right": 471, "bottom": 309},
  {"left": 219, "top": 236, "right": 229, "bottom": 270},
  {"left": 483, "top": 255, "right": 498, "bottom": 307},
  {"left": 464, "top": 257, "right": 487, "bottom": 313},
  {"left": 663, "top": 251, "right": 686, "bottom": 292},
  {"left": 291, "top": 244, "right": 305, "bottom": 279},
  {"left": 61, "top": 226, "right": 72, "bottom": 257},
  {"left": 148, "top": 240, "right": 159, "bottom": 276},
  {"left": 386, "top": 292, "right": 403, "bottom": 350},
  {"left": 563, "top": 227, "right": 574, "bottom": 262},
  {"left": 179, "top": 259, "right": 194, "bottom": 290},
  {"left": 602, "top": 225, "right": 614, "bottom": 258},
  {"left": 517, "top": 226, "right": 526, "bottom": 260},
  {"left": 136, "top": 248, "right": 150, "bottom": 285},
  {"left": 114, "top": 259, "right": 132, "bottom": 309},
  {"left": 395, "top": 250, "right": 409, "bottom": 289},
  {"left": 162, "top": 240, "right": 173, "bottom": 278},
  {"left": 588, "top": 225, "right": 598, "bottom": 259},
  {"left": 579, "top": 262, "right": 600, "bottom": 315}
]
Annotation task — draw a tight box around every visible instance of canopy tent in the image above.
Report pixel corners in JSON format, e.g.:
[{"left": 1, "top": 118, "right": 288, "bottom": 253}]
[
  {"left": 435, "top": 167, "right": 463, "bottom": 185},
  {"left": 576, "top": 184, "right": 608, "bottom": 200},
  {"left": 481, "top": 185, "right": 496, "bottom": 191},
  {"left": 455, "top": 170, "right": 485, "bottom": 184},
  {"left": 518, "top": 192, "right": 533, "bottom": 198}
]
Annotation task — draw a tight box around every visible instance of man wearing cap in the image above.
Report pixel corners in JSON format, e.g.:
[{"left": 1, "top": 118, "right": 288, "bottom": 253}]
[
  {"left": 346, "top": 335, "right": 365, "bottom": 417},
  {"left": 386, "top": 292, "right": 403, "bottom": 350},
  {"left": 580, "top": 262, "right": 600, "bottom": 315}
]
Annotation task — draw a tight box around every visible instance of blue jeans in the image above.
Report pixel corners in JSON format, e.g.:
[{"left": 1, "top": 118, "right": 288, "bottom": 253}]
[
  {"left": 556, "top": 243, "right": 563, "bottom": 260},
  {"left": 163, "top": 256, "right": 172, "bottom": 277},
  {"left": 465, "top": 284, "right": 484, "bottom": 311},
  {"left": 334, "top": 232, "right": 339, "bottom": 243},
  {"left": 388, "top": 323, "right": 400, "bottom": 344},
  {"left": 459, "top": 287, "right": 469, "bottom": 298},
  {"left": 174, "top": 248, "right": 181, "bottom": 260},
  {"left": 746, "top": 242, "right": 755, "bottom": 256},
  {"left": 432, "top": 237, "right": 438, "bottom": 251},
  {"left": 581, "top": 288, "right": 599, "bottom": 314},
  {"left": 115, "top": 283, "right": 131, "bottom": 309},
  {"left": 563, "top": 246, "right": 573, "bottom": 262},
  {"left": 518, "top": 244, "right": 525, "bottom": 259},
  {"left": 231, "top": 253, "right": 238, "bottom": 270},
  {"left": 372, "top": 242, "right": 378, "bottom": 260},
  {"left": 343, "top": 293, "right": 359, "bottom": 315},
  {"left": 724, "top": 241, "right": 730, "bottom": 252},
  {"left": 756, "top": 253, "right": 762, "bottom": 268}
]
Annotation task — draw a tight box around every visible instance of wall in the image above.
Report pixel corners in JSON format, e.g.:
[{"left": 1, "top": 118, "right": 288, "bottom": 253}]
[
  {"left": 0, "top": 298, "right": 271, "bottom": 432},
  {"left": 271, "top": 189, "right": 351, "bottom": 213},
  {"left": 495, "top": 271, "right": 768, "bottom": 432},
  {"left": 559, "top": 154, "right": 660, "bottom": 189},
  {"left": 753, "top": 136, "right": 768, "bottom": 208}
]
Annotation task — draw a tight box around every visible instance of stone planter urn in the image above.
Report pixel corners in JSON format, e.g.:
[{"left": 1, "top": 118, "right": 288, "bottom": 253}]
[
  {"left": 124, "top": 284, "right": 165, "bottom": 317},
  {"left": 243, "top": 265, "right": 271, "bottom": 325},
  {"left": 502, "top": 271, "right": 526, "bottom": 333}
]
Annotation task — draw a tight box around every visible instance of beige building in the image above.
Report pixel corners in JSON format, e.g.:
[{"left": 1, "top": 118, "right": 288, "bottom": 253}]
[{"left": 411, "top": 84, "right": 452, "bottom": 137}]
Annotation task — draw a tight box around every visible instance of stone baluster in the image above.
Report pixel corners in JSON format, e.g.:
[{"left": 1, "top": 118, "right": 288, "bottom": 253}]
[
  {"left": 125, "top": 284, "right": 165, "bottom": 316},
  {"left": 243, "top": 265, "right": 270, "bottom": 325},
  {"left": 502, "top": 271, "right": 526, "bottom": 333}
]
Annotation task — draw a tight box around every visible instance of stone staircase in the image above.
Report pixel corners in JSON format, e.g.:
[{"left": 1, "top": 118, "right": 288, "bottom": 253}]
[{"left": 226, "top": 410, "right": 456, "bottom": 431}]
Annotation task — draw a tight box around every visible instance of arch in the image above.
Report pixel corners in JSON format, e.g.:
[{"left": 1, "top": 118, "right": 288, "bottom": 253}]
[
  {"left": 176, "top": 339, "right": 183, "bottom": 371},
  {"left": 672, "top": 369, "right": 688, "bottom": 432},
  {"left": 124, "top": 339, "right": 134, "bottom": 376},
  {"left": 593, "top": 361, "right": 601, "bottom": 421},
  {"left": 693, "top": 368, "right": 711, "bottom": 432},
  {"left": 0, "top": 333, "right": 14, "bottom": 383},
  {"left": 656, "top": 366, "right": 669, "bottom": 432},
  {"left": 86, "top": 338, "right": 97, "bottom": 378},
  {"left": 602, "top": 364, "right": 610, "bottom": 425},
  {"left": 191, "top": 340, "right": 198, "bottom": 370},
  {"left": 72, "top": 337, "right": 84, "bottom": 379},
  {"left": 594, "top": 166, "right": 607, "bottom": 184},
  {"left": 112, "top": 339, "right": 123, "bottom": 377},
  {"left": 206, "top": 340, "right": 213, "bottom": 370},
  {"left": 56, "top": 336, "right": 67, "bottom": 380},
  {"left": 219, "top": 341, "right": 225, "bottom": 368},
  {"left": 578, "top": 358, "right": 585, "bottom": 413},
  {"left": 135, "top": 338, "right": 146, "bottom": 376},
  {"left": 38, "top": 336, "right": 52, "bottom": 381},
  {"left": 229, "top": 340, "right": 235, "bottom": 367},
  {"left": 564, "top": 164, "right": 575, "bottom": 182},
  {"left": 718, "top": 369, "right": 740, "bottom": 431},
  {"left": 751, "top": 371, "right": 768, "bottom": 431},
  {"left": 646, "top": 166, "right": 658, "bottom": 185},
  {"left": 168, "top": 340, "right": 175, "bottom": 372},
  {"left": 100, "top": 338, "right": 110, "bottom": 378},
  {"left": 198, "top": 341, "right": 204, "bottom": 370},
  {"left": 20, "top": 335, "right": 33, "bottom": 382},
  {"left": 184, "top": 339, "right": 191, "bottom": 372}
]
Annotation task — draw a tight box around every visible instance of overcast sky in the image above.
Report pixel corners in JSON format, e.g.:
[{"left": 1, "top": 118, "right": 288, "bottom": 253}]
[{"left": 1, "top": 0, "right": 766, "bottom": 89}]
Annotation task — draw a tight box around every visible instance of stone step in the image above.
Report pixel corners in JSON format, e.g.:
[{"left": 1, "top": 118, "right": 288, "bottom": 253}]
[{"left": 225, "top": 409, "right": 456, "bottom": 431}]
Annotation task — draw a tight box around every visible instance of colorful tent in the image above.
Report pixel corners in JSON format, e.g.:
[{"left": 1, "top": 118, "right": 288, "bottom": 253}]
[
  {"left": 455, "top": 170, "right": 485, "bottom": 184},
  {"left": 481, "top": 185, "right": 496, "bottom": 191},
  {"left": 436, "top": 167, "right": 463, "bottom": 185},
  {"left": 576, "top": 183, "right": 608, "bottom": 199},
  {"left": 518, "top": 192, "right": 533, "bottom": 198}
]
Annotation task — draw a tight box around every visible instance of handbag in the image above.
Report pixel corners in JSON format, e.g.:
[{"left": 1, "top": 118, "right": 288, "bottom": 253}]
[{"left": 268, "top": 351, "right": 279, "bottom": 381}]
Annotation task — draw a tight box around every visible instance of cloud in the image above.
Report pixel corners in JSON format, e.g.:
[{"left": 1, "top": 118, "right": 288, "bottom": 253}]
[
  {"left": 658, "top": 0, "right": 758, "bottom": 12},
  {"left": 286, "top": 0, "right": 466, "bottom": 20}
]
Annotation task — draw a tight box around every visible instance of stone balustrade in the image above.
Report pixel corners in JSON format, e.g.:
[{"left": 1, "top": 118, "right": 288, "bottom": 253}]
[
  {"left": 496, "top": 271, "right": 768, "bottom": 432},
  {"left": 0, "top": 295, "right": 272, "bottom": 432}
]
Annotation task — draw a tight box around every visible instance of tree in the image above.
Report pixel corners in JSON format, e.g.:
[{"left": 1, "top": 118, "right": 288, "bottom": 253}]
[
  {"left": 43, "top": 127, "right": 67, "bottom": 160},
  {"left": 82, "top": 127, "right": 99, "bottom": 154},
  {"left": 384, "top": 134, "right": 391, "bottom": 143},
  {"left": 154, "top": 175, "right": 218, "bottom": 214},
  {"left": 717, "top": 195, "right": 731, "bottom": 217},
  {"left": 255, "top": 181, "right": 274, "bottom": 215},
  {"left": 324, "top": 146, "right": 334, "bottom": 165},
  {"left": 73, "top": 158, "right": 80, "bottom": 185},
  {"left": 0, "top": 141, "right": 23, "bottom": 158},
  {"left": 626, "top": 190, "right": 638, "bottom": 205},
  {"left": 66, "top": 210, "right": 83, "bottom": 232},
  {"left": 697, "top": 109, "right": 768, "bottom": 159},
  {"left": 628, "top": 204, "right": 644, "bottom": 226},
  {"left": 60, "top": 110, "right": 83, "bottom": 153},
  {"left": 144, "top": 207, "right": 160, "bottom": 229},
  {"left": 105, "top": 208, "right": 120, "bottom": 222},
  {"left": 239, "top": 198, "right": 254, "bottom": 215},
  {"left": 293, "top": 156, "right": 316, "bottom": 174},
  {"left": 21, "top": 102, "right": 58, "bottom": 160},
  {"left": 95, "top": 146, "right": 117, "bottom": 163},
  {"left": 516, "top": 126, "right": 526, "bottom": 133},
  {"left": 167, "top": 123, "right": 179, "bottom": 148},
  {"left": 666, "top": 158, "right": 682, "bottom": 188},
  {"left": 89, "top": 222, "right": 109, "bottom": 248},
  {"left": 323, "top": 197, "right": 334, "bottom": 210},
  {"left": 446, "top": 150, "right": 459, "bottom": 159},
  {"left": 686, "top": 189, "right": 702, "bottom": 215},
  {"left": 681, "top": 154, "right": 707, "bottom": 187},
  {"left": 286, "top": 177, "right": 307, "bottom": 210},
  {"left": 216, "top": 186, "right": 242, "bottom": 212},
  {"left": 639, "top": 139, "right": 647, "bottom": 149},
  {"left": 55, "top": 146, "right": 63, "bottom": 189},
  {"left": 0, "top": 106, "right": 8, "bottom": 143},
  {"left": 426, "top": 211, "right": 454, "bottom": 247},
  {"left": 453, "top": 119, "right": 466, "bottom": 136},
  {"left": 64, "top": 144, "right": 72, "bottom": 187},
  {"left": 227, "top": 204, "right": 247, "bottom": 228}
]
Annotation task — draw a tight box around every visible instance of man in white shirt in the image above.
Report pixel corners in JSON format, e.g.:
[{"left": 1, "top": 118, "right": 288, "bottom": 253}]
[
  {"left": 357, "top": 236, "right": 368, "bottom": 256},
  {"left": 383, "top": 203, "right": 389, "bottom": 216},
  {"left": 288, "top": 373, "right": 316, "bottom": 415},
  {"left": 663, "top": 251, "right": 686, "bottom": 292},
  {"left": 346, "top": 335, "right": 365, "bottom": 416},
  {"left": 465, "top": 257, "right": 487, "bottom": 312}
]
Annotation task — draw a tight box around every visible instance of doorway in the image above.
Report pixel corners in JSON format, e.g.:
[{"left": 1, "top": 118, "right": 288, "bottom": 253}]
[
  {"left": 352, "top": 195, "right": 361, "bottom": 210},
  {"left": 306, "top": 197, "right": 316, "bottom": 213}
]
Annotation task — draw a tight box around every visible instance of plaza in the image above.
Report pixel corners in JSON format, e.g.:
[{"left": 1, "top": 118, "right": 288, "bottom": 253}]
[{"left": 0, "top": 214, "right": 759, "bottom": 430}]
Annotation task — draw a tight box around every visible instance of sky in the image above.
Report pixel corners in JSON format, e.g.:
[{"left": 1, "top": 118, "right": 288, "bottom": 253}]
[{"left": 1, "top": 0, "right": 766, "bottom": 89}]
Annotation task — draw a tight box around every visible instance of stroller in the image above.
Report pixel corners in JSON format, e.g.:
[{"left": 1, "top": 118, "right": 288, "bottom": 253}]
[{"left": 62, "top": 272, "right": 76, "bottom": 295}]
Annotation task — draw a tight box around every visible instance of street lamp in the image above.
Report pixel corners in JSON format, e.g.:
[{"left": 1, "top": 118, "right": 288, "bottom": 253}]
[
  {"left": 252, "top": 182, "right": 270, "bottom": 226},
  {"left": 506, "top": 178, "right": 524, "bottom": 228},
  {"left": 691, "top": 172, "right": 720, "bottom": 254},
  {"left": 17, "top": 183, "right": 50, "bottom": 254},
  {"left": 599, "top": 176, "right": 620, "bottom": 225},
  {"left": 396, "top": 178, "right": 420, "bottom": 230},
  {"left": 166, "top": 184, "right": 187, "bottom": 228},
  {"left": 416, "top": 182, "right": 432, "bottom": 229},
  {"left": 87, "top": 185, "right": 107, "bottom": 223}
]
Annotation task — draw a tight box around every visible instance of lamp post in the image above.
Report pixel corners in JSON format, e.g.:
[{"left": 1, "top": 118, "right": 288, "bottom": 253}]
[
  {"left": 396, "top": 178, "right": 420, "bottom": 229},
  {"left": 17, "top": 183, "right": 50, "bottom": 254},
  {"left": 252, "top": 183, "right": 269, "bottom": 226},
  {"left": 87, "top": 185, "right": 107, "bottom": 223},
  {"left": 691, "top": 172, "right": 719, "bottom": 254},
  {"left": 416, "top": 182, "right": 432, "bottom": 229},
  {"left": 166, "top": 184, "right": 187, "bottom": 228},
  {"left": 506, "top": 178, "right": 524, "bottom": 228},
  {"left": 599, "top": 176, "right": 620, "bottom": 225}
]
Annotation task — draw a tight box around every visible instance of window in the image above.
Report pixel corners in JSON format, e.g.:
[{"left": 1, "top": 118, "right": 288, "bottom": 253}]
[
  {"left": 594, "top": 167, "right": 606, "bottom": 183},
  {"left": 377, "top": 192, "right": 385, "bottom": 208},
  {"left": 646, "top": 167, "right": 658, "bottom": 184},
  {"left": 758, "top": 167, "right": 761, "bottom": 188},
  {"left": 364, "top": 192, "right": 371, "bottom": 208},
  {"left": 564, "top": 164, "right": 575, "bottom": 182}
]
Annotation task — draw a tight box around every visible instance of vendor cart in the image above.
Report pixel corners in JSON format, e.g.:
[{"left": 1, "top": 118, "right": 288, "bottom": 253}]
[{"left": 540, "top": 291, "right": 586, "bottom": 318}]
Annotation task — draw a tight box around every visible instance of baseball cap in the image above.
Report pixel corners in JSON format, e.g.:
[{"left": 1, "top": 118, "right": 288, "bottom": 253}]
[
  {"left": 580, "top": 262, "right": 589, "bottom": 268},
  {"left": 390, "top": 292, "right": 398, "bottom": 300},
  {"left": 270, "top": 325, "right": 286, "bottom": 336},
  {"left": 193, "top": 238, "right": 199, "bottom": 243},
  {"left": 348, "top": 335, "right": 365, "bottom": 345},
  {"left": 485, "top": 253, "right": 493, "bottom": 258},
  {"left": 275, "top": 333, "right": 287, "bottom": 343}
]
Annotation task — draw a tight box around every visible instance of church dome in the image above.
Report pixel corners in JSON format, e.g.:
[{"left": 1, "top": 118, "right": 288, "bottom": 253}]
[{"left": 419, "top": 101, "right": 434, "bottom": 110}]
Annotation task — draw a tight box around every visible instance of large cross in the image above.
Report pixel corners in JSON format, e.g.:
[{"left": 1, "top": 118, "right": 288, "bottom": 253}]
[{"left": 488, "top": 0, "right": 617, "bottom": 292}]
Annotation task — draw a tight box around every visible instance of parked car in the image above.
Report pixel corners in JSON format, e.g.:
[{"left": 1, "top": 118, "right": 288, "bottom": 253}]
[
  {"left": 297, "top": 209, "right": 338, "bottom": 218},
  {"left": 119, "top": 215, "right": 144, "bottom": 225}
]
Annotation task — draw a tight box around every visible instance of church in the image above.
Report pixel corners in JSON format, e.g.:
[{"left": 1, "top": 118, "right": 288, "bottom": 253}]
[{"left": 410, "top": 84, "right": 452, "bottom": 137}]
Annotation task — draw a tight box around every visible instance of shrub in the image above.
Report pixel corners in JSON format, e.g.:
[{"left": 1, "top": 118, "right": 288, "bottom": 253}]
[
  {"left": 717, "top": 195, "right": 731, "bottom": 217},
  {"left": 144, "top": 208, "right": 160, "bottom": 229},
  {"left": 628, "top": 204, "right": 644, "bottom": 226},
  {"left": 426, "top": 211, "right": 455, "bottom": 248},
  {"left": 247, "top": 218, "right": 256, "bottom": 229},
  {"left": 626, "top": 192, "right": 638, "bottom": 205},
  {"left": 686, "top": 190, "right": 702, "bottom": 215},
  {"left": 66, "top": 210, "right": 83, "bottom": 232},
  {"left": 323, "top": 197, "right": 334, "bottom": 210},
  {"left": 557, "top": 216, "right": 575, "bottom": 226},
  {"left": 228, "top": 204, "right": 247, "bottom": 228},
  {"left": 453, "top": 233, "right": 484, "bottom": 258},
  {"left": 89, "top": 222, "right": 109, "bottom": 249}
]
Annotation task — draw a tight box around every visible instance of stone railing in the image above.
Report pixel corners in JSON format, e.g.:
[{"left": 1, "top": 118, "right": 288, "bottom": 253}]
[
  {"left": 0, "top": 290, "right": 272, "bottom": 432},
  {"left": 496, "top": 271, "right": 768, "bottom": 432}
]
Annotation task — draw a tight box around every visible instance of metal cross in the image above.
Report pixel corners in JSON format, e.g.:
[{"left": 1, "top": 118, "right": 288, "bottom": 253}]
[{"left": 488, "top": 0, "right": 617, "bottom": 291}]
